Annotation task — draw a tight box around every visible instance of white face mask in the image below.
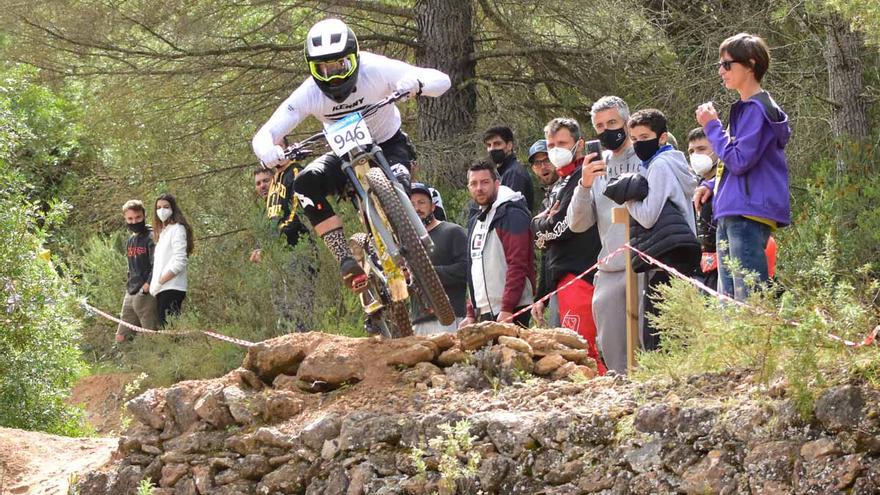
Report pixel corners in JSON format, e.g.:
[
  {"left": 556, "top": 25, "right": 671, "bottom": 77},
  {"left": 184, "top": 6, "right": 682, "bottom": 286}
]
[
  {"left": 689, "top": 153, "right": 716, "bottom": 177},
  {"left": 157, "top": 207, "right": 173, "bottom": 222},
  {"left": 547, "top": 144, "right": 576, "bottom": 169}
]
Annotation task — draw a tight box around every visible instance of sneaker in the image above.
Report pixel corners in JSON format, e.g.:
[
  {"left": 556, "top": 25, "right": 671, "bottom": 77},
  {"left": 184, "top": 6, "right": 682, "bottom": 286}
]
[{"left": 339, "top": 256, "right": 368, "bottom": 293}]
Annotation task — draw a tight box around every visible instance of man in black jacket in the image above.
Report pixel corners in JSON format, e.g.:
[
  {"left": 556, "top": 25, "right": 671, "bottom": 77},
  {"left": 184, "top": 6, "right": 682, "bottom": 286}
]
[
  {"left": 116, "top": 200, "right": 158, "bottom": 341},
  {"left": 531, "top": 118, "right": 605, "bottom": 374},
  {"left": 483, "top": 125, "right": 535, "bottom": 212},
  {"left": 265, "top": 163, "right": 317, "bottom": 332},
  {"left": 409, "top": 183, "right": 468, "bottom": 334},
  {"left": 528, "top": 139, "right": 561, "bottom": 328}
]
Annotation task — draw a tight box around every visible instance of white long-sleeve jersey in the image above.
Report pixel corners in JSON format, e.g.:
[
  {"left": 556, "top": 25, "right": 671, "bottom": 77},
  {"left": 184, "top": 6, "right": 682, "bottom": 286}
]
[{"left": 252, "top": 52, "right": 451, "bottom": 160}]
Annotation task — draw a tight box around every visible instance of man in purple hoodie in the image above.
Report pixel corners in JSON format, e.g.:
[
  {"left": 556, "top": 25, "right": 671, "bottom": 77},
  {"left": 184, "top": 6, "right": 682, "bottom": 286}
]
[{"left": 694, "top": 32, "right": 791, "bottom": 301}]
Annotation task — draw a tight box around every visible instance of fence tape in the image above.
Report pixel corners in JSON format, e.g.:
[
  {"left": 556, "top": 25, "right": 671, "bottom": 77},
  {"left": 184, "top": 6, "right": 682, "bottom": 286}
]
[
  {"left": 83, "top": 240, "right": 876, "bottom": 350},
  {"left": 502, "top": 242, "right": 877, "bottom": 349},
  {"left": 81, "top": 300, "right": 255, "bottom": 348}
]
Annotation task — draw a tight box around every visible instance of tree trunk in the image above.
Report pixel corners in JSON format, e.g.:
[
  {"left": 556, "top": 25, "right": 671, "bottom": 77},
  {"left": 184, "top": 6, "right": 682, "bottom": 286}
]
[
  {"left": 823, "top": 14, "right": 870, "bottom": 174},
  {"left": 413, "top": 0, "right": 476, "bottom": 185}
]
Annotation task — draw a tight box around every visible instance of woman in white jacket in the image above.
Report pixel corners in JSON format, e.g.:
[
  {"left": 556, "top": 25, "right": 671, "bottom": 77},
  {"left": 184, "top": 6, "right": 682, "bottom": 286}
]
[{"left": 149, "top": 194, "right": 194, "bottom": 327}]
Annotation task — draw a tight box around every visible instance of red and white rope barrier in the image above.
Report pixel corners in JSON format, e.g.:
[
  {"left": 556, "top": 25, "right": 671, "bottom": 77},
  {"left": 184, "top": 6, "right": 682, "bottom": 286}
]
[{"left": 81, "top": 300, "right": 255, "bottom": 348}]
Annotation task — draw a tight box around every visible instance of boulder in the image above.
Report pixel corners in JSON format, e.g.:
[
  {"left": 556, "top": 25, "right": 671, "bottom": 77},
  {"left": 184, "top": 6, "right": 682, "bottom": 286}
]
[
  {"left": 385, "top": 342, "right": 437, "bottom": 367},
  {"left": 458, "top": 321, "right": 519, "bottom": 351},
  {"left": 272, "top": 373, "right": 299, "bottom": 391},
  {"left": 498, "top": 336, "right": 533, "bottom": 355},
  {"left": 243, "top": 333, "right": 323, "bottom": 383},
  {"left": 222, "top": 386, "right": 257, "bottom": 425},
  {"left": 428, "top": 332, "right": 456, "bottom": 351},
  {"left": 679, "top": 450, "right": 738, "bottom": 494},
  {"left": 550, "top": 362, "right": 579, "bottom": 381},
  {"left": 534, "top": 354, "right": 567, "bottom": 376},
  {"left": 159, "top": 464, "right": 188, "bottom": 488},
  {"left": 625, "top": 439, "right": 664, "bottom": 474},
  {"left": 436, "top": 348, "right": 469, "bottom": 367},
  {"left": 498, "top": 345, "right": 534, "bottom": 375},
  {"left": 634, "top": 403, "right": 681, "bottom": 435},
  {"left": 301, "top": 414, "right": 342, "bottom": 451},
  {"left": 264, "top": 390, "right": 305, "bottom": 423},
  {"left": 444, "top": 363, "right": 489, "bottom": 391},
  {"left": 339, "top": 412, "right": 405, "bottom": 451},
  {"left": 127, "top": 389, "right": 166, "bottom": 430},
  {"left": 481, "top": 411, "right": 538, "bottom": 457},
  {"left": 800, "top": 437, "right": 842, "bottom": 462},
  {"left": 193, "top": 388, "right": 236, "bottom": 429},
  {"left": 528, "top": 327, "right": 590, "bottom": 350},
  {"left": 229, "top": 367, "right": 265, "bottom": 391},
  {"left": 297, "top": 343, "right": 365, "bottom": 391},
  {"left": 164, "top": 381, "right": 206, "bottom": 433},
  {"left": 401, "top": 362, "right": 444, "bottom": 385},
  {"left": 744, "top": 440, "right": 800, "bottom": 493},
  {"left": 237, "top": 454, "right": 272, "bottom": 480},
  {"left": 519, "top": 331, "right": 566, "bottom": 357},
  {"left": 675, "top": 406, "right": 718, "bottom": 441},
  {"left": 257, "top": 460, "right": 311, "bottom": 494},
  {"left": 815, "top": 385, "right": 865, "bottom": 432}
]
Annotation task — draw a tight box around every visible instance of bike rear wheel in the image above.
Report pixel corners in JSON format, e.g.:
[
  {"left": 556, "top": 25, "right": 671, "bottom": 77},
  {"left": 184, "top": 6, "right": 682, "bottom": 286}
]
[{"left": 366, "top": 167, "right": 455, "bottom": 326}]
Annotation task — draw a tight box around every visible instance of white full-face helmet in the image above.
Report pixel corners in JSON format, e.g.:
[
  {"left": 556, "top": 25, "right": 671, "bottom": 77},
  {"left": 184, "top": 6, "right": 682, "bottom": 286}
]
[{"left": 304, "top": 19, "right": 360, "bottom": 103}]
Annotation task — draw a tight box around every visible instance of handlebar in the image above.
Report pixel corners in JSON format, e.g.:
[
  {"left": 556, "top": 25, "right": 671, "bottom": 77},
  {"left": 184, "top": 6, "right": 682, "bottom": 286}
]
[{"left": 283, "top": 91, "right": 410, "bottom": 161}]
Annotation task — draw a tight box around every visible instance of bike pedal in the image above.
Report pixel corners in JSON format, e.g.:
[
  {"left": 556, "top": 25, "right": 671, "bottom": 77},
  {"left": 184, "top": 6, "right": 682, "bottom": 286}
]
[{"left": 350, "top": 274, "right": 369, "bottom": 293}]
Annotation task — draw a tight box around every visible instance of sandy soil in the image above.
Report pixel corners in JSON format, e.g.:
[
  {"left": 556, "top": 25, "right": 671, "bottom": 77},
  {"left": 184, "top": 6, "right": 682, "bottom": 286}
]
[
  {"left": 0, "top": 427, "right": 116, "bottom": 495},
  {"left": 69, "top": 373, "right": 134, "bottom": 436}
]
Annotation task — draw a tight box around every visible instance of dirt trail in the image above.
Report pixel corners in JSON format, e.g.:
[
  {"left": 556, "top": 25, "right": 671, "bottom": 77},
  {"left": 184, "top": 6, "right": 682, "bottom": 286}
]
[
  {"left": 0, "top": 427, "right": 116, "bottom": 495},
  {"left": 69, "top": 373, "right": 134, "bottom": 436}
]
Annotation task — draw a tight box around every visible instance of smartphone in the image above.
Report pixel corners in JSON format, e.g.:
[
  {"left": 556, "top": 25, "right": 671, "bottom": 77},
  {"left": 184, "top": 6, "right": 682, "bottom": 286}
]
[{"left": 586, "top": 139, "right": 602, "bottom": 162}]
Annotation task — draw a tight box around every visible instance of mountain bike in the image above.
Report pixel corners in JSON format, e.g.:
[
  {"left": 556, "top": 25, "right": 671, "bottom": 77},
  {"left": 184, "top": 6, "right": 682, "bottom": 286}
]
[{"left": 283, "top": 92, "right": 455, "bottom": 338}]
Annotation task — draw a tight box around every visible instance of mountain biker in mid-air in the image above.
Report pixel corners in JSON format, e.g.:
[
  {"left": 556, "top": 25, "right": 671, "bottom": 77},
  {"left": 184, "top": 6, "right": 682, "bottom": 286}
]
[{"left": 252, "top": 18, "right": 451, "bottom": 292}]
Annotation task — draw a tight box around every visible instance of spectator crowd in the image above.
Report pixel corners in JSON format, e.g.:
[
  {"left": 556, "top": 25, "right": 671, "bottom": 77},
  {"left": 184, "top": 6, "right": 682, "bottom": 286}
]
[{"left": 116, "top": 32, "right": 790, "bottom": 376}]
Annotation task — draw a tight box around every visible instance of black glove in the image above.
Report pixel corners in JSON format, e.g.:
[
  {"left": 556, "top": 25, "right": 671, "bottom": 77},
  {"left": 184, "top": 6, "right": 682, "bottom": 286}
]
[{"left": 603, "top": 173, "right": 649, "bottom": 205}]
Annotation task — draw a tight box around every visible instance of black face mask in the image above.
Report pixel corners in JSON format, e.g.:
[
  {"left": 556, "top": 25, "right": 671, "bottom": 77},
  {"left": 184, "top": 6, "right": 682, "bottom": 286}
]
[
  {"left": 127, "top": 220, "right": 147, "bottom": 234},
  {"left": 633, "top": 138, "right": 661, "bottom": 162},
  {"left": 598, "top": 127, "right": 627, "bottom": 151},
  {"left": 489, "top": 149, "right": 507, "bottom": 164},
  {"left": 421, "top": 212, "right": 435, "bottom": 227}
]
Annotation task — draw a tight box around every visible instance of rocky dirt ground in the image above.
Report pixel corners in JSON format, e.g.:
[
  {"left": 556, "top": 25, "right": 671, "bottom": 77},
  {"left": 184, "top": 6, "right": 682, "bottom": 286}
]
[
  {"left": 0, "top": 372, "right": 131, "bottom": 495},
  {"left": 0, "top": 427, "right": 116, "bottom": 495},
  {"left": 70, "top": 372, "right": 134, "bottom": 436},
  {"left": 69, "top": 322, "right": 880, "bottom": 495}
]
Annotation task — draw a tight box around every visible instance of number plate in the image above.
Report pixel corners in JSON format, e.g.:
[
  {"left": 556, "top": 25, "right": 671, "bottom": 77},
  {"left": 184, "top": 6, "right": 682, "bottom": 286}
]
[{"left": 324, "top": 112, "right": 373, "bottom": 156}]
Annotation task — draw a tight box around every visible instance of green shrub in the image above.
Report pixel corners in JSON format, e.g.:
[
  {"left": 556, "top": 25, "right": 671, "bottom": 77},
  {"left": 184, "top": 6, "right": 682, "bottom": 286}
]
[
  {"left": 635, "top": 233, "right": 878, "bottom": 418},
  {"left": 0, "top": 161, "right": 88, "bottom": 435}
]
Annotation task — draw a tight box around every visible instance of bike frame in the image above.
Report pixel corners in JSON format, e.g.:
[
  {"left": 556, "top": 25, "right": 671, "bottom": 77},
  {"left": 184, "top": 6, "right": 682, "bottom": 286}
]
[{"left": 284, "top": 92, "right": 435, "bottom": 310}]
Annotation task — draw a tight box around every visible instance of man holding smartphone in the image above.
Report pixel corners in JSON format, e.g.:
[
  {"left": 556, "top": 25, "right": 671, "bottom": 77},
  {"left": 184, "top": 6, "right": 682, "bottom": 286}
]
[
  {"left": 532, "top": 117, "right": 605, "bottom": 374},
  {"left": 565, "top": 96, "right": 644, "bottom": 374}
]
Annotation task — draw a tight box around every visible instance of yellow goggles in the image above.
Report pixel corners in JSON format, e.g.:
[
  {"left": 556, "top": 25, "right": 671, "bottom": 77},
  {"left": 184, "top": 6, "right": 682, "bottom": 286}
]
[{"left": 309, "top": 54, "right": 358, "bottom": 82}]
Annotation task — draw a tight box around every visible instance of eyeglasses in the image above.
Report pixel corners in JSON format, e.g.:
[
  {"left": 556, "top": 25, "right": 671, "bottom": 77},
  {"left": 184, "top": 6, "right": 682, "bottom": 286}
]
[
  {"left": 717, "top": 59, "right": 740, "bottom": 71},
  {"left": 531, "top": 159, "right": 552, "bottom": 167}
]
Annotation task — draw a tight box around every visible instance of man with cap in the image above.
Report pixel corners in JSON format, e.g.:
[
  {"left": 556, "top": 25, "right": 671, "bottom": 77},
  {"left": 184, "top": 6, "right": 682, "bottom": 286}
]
[
  {"left": 409, "top": 182, "right": 468, "bottom": 334},
  {"left": 528, "top": 139, "right": 561, "bottom": 328}
]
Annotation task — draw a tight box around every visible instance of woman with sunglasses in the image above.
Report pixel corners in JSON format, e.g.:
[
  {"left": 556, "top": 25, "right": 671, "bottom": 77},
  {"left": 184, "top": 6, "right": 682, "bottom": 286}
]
[{"left": 693, "top": 33, "right": 791, "bottom": 301}]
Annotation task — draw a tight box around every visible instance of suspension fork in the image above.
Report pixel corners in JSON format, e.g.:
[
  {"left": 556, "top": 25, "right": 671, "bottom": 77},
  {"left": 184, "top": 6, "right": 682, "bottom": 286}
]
[
  {"left": 366, "top": 148, "right": 435, "bottom": 253},
  {"left": 341, "top": 162, "right": 403, "bottom": 265}
]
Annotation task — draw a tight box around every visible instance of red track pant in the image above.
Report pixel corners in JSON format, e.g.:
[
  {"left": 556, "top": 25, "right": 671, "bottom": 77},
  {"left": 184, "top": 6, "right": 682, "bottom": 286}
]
[{"left": 556, "top": 274, "right": 607, "bottom": 375}]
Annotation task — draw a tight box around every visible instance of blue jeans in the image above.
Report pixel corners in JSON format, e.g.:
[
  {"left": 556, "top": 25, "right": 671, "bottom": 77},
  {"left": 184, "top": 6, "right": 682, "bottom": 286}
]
[{"left": 717, "top": 216, "right": 771, "bottom": 301}]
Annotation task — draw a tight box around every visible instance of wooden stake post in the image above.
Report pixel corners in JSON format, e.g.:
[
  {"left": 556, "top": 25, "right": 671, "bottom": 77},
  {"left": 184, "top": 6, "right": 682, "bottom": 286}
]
[{"left": 612, "top": 207, "right": 639, "bottom": 373}]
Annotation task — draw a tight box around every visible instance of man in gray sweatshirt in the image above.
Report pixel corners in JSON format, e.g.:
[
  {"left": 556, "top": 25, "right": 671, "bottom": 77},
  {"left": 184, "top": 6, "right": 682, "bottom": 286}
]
[{"left": 565, "top": 96, "right": 643, "bottom": 374}]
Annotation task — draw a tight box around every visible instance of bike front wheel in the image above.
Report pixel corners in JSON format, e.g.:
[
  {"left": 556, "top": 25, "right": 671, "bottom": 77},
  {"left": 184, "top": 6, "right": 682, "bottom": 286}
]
[{"left": 366, "top": 167, "right": 455, "bottom": 326}]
